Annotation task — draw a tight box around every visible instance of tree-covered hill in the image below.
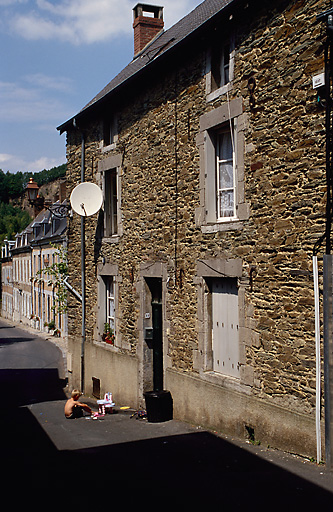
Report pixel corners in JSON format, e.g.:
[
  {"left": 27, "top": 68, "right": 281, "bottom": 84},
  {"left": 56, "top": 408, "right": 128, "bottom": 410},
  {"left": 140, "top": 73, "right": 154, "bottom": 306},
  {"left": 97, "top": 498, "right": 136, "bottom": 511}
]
[
  {"left": 0, "top": 164, "right": 66, "bottom": 203},
  {"left": 0, "top": 203, "right": 31, "bottom": 244}
]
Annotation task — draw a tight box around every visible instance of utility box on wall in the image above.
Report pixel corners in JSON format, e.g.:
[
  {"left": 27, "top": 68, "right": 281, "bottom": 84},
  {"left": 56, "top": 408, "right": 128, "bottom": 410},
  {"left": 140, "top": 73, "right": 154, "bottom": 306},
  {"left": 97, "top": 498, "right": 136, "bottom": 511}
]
[{"left": 144, "top": 327, "right": 153, "bottom": 341}]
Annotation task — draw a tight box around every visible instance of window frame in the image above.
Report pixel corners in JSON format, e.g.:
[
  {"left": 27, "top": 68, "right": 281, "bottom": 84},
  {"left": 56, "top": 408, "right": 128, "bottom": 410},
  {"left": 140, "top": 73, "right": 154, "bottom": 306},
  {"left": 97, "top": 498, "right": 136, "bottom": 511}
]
[
  {"left": 196, "top": 98, "right": 249, "bottom": 232},
  {"left": 211, "top": 41, "right": 230, "bottom": 91},
  {"left": 105, "top": 168, "right": 118, "bottom": 237},
  {"left": 106, "top": 275, "right": 115, "bottom": 331},
  {"left": 96, "top": 263, "right": 120, "bottom": 348},
  {"left": 102, "top": 115, "right": 118, "bottom": 149},
  {"left": 206, "top": 34, "right": 235, "bottom": 102},
  {"left": 98, "top": 154, "right": 123, "bottom": 241},
  {"left": 216, "top": 125, "right": 237, "bottom": 221}
]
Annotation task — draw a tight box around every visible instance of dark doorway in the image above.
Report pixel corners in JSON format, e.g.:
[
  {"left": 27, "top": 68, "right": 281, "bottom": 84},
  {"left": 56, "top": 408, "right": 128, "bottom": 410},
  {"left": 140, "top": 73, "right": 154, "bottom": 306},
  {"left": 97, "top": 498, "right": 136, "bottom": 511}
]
[{"left": 146, "top": 278, "right": 163, "bottom": 391}]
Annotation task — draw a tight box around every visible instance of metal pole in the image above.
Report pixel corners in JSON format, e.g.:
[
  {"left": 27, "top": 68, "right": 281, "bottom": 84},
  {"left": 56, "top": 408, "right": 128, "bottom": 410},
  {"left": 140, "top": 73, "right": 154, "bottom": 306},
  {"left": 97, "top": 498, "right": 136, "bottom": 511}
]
[
  {"left": 81, "top": 134, "right": 86, "bottom": 393},
  {"left": 313, "top": 255, "right": 322, "bottom": 464},
  {"left": 323, "top": 255, "right": 333, "bottom": 470}
]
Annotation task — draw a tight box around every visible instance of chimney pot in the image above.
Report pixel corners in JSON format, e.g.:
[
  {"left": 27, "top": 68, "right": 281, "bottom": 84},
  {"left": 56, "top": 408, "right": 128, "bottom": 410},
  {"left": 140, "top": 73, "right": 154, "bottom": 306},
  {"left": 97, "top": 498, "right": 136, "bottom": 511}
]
[{"left": 133, "top": 3, "right": 164, "bottom": 56}]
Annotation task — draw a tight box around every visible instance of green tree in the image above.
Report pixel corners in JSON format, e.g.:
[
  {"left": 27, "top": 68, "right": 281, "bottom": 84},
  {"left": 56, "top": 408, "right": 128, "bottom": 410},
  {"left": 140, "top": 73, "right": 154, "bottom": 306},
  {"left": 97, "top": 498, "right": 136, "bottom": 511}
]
[
  {"left": 0, "top": 162, "right": 66, "bottom": 243},
  {"left": 4, "top": 171, "right": 25, "bottom": 198},
  {"left": 37, "top": 244, "right": 68, "bottom": 314},
  {"left": 0, "top": 164, "right": 66, "bottom": 201},
  {"left": 0, "top": 202, "right": 31, "bottom": 243}
]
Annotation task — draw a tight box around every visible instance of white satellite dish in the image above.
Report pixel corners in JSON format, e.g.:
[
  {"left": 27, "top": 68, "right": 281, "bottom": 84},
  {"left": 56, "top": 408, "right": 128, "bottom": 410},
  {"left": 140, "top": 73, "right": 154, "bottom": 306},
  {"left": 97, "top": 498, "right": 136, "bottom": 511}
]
[{"left": 70, "top": 182, "right": 103, "bottom": 217}]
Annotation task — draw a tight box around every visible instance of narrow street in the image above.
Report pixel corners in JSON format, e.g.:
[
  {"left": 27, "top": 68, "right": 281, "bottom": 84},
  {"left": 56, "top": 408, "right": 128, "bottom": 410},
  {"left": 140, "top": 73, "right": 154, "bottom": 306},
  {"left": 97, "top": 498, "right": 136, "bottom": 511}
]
[{"left": 0, "top": 319, "right": 332, "bottom": 508}]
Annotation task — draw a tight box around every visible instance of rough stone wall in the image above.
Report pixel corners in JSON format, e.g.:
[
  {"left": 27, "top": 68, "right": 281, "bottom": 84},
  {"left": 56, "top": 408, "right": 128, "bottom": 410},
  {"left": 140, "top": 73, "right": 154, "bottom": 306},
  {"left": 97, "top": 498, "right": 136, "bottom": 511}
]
[
  {"left": 232, "top": 0, "right": 327, "bottom": 413},
  {"left": 65, "top": 0, "right": 329, "bottom": 423},
  {"left": 65, "top": 128, "right": 101, "bottom": 343},
  {"left": 115, "top": 61, "right": 206, "bottom": 366}
]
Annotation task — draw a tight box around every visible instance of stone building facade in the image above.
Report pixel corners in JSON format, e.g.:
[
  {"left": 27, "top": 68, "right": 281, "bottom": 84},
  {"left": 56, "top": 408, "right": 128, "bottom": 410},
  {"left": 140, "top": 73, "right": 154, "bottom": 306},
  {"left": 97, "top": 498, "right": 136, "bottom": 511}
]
[{"left": 58, "top": 0, "right": 331, "bottom": 458}]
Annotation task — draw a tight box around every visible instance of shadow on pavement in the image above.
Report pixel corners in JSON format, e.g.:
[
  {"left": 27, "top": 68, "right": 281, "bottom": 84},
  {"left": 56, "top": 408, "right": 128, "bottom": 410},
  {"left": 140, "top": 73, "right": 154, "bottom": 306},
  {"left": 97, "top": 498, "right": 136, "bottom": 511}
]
[
  {"left": 62, "top": 431, "right": 332, "bottom": 507},
  {"left": 0, "top": 336, "right": 34, "bottom": 346},
  {"left": 0, "top": 368, "right": 67, "bottom": 407},
  {"left": 0, "top": 366, "right": 332, "bottom": 507}
]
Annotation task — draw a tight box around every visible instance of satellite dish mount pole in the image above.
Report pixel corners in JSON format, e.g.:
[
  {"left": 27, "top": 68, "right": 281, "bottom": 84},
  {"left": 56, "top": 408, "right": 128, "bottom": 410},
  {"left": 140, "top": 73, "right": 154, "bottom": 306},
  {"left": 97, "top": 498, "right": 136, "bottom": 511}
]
[
  {"left": 70, "top": 124, "right": 103, "bottom": 396},
  {"left": 81, "top": 133, "right": 86, "bottom": 394}
]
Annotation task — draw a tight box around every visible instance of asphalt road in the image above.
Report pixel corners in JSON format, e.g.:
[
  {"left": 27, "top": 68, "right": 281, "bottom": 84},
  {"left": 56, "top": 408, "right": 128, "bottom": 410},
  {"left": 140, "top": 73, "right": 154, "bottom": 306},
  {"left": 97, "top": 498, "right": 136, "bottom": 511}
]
[{"left": 0, "top": 319, "right": 332, "bottom": 508}]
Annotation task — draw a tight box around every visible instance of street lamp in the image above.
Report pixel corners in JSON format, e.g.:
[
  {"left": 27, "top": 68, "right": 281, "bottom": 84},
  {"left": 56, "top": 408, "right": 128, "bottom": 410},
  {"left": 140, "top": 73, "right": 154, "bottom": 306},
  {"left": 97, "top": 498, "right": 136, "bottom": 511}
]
[
  {"left": 26, "top": 177, "right": 72, "bottom": 218},
  {"left": 26, "top": 178, "right": 39, "bottom": 203}
]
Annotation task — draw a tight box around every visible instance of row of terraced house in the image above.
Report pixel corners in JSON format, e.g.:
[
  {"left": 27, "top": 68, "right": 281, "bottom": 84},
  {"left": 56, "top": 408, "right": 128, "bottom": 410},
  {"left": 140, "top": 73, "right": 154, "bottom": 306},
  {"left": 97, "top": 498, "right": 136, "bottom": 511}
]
[{"left": 1, "top": 199, "right": 68, "bottom": 338}]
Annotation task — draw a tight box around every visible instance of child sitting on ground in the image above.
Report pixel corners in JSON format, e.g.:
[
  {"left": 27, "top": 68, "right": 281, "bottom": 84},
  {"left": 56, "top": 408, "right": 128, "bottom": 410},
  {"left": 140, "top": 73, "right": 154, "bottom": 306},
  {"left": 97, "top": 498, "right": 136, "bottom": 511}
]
[{"left": 64, "top": 389, "right": 92, "bottom": 419}]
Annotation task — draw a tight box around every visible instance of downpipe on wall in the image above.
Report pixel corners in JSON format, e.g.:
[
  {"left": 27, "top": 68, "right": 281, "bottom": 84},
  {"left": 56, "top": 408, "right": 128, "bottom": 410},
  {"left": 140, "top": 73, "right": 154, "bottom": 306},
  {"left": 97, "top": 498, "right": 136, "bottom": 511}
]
[
  {"left": 80, "top": 132, "right": 86, "bottom": 394},
  {"left": 72, "top": 117, "right": 86, "bottom": 394}
]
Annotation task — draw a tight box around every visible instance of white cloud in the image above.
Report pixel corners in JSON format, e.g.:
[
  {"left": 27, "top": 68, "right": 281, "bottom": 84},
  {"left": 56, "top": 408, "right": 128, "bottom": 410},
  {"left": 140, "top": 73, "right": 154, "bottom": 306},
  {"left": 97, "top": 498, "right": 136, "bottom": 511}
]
[
  {"left": 0, "top": 0, "right": 27, "bottom": 5},
  {"left": 0, "top": 152, "right": 64, "bottom": 173},
  {"left": 24, "top": 73, "right": 74, "bottom": 93},
  {"left": 31, "top": 155, "right": 64, "bottom": 171},
  {"left": 0, "top": 0, "right": 202, "bottom": 174},
  {"left": 0, "top": 153, "right": 13, "bottom": 164},
  {"left": 11, "top": 0, "right": 133, "bottom": 44},
  {"left": 9, "top": 0, "right": 201, "bottom": 45},
  {"left": 0, "top": 76, "right": 74, "bottom": 123}
]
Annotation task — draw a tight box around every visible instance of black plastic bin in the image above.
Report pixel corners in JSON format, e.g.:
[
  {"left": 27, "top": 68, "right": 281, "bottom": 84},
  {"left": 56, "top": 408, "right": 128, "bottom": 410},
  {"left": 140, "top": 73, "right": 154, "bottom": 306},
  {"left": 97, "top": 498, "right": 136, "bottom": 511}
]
[{"left": 144, "top": 390, "right": 173, "bottom": 423}]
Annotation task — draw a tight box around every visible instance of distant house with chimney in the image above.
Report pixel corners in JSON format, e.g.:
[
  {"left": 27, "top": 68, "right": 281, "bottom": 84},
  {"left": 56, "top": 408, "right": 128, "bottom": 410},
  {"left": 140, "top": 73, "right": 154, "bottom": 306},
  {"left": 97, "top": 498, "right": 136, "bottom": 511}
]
[{"left": 57, "top": 0, "right": 330, "bottom": 459}]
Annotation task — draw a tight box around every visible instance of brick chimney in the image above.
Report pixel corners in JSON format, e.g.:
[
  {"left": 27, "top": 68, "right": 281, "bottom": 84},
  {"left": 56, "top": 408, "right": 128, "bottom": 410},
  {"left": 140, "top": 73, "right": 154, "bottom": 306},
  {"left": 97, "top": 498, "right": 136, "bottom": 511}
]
[
  {"left": 133, "top": 3, "right": 164, "bottom": 56},
  {"left": 59, "top": 179, "right": 66, "bottom": 202}
]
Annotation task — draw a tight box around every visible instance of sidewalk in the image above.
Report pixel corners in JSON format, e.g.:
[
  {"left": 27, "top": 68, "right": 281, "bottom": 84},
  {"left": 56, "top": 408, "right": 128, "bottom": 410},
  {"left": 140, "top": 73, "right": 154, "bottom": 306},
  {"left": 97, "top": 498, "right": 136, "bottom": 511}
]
[
  {"left": 1, "top": 318, "right": 332, "bottom": 506},
  {"left": 1, "top": 316, "right": 68, "bottom": 376},
  {"left": 19, "top": 322, "right": 333, "bottom": 482},
  {"left": 27, "top": 394, "right": 333, "bottom": 497}
]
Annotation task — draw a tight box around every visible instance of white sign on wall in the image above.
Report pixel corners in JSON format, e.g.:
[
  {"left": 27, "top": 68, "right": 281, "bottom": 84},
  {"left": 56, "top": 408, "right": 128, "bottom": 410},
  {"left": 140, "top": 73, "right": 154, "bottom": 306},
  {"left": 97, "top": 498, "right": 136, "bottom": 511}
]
[{"left": 313, "top": 73, "right": 325, "bottom": 89}]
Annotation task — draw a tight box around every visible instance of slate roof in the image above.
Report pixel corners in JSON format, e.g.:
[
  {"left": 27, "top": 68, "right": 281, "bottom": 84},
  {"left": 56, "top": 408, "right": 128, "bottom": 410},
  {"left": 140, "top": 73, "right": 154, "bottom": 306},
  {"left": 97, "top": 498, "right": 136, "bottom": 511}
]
[
  {"left": 57, "top": 0, "right": 236, "bottom": 133},
  {"left": 14, "top": 203, "right": 67, "bottom": 250}
]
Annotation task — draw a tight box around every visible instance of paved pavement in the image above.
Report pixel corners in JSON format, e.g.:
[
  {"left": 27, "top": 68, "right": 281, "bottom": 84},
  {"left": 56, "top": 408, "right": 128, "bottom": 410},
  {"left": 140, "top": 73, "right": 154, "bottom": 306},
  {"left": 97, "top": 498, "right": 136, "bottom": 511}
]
[{"left": 0, "top": 319, "right": 332, "bottom": 507}]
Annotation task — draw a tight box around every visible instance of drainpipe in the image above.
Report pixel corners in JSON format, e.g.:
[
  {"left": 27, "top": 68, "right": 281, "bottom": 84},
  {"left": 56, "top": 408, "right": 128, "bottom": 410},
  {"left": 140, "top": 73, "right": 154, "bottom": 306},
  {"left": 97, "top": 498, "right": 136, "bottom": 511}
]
[
  {"left": 72, "top": 117, "right": 87, "bottom": 393},
  {"left": 315, "top": 8, "right": 333, "bottom": 469},
  {"left": 72, "top": 118, "right": 86, "bottom": 394},
  {"left": 80, "top": 130, "right": 86, "bottom": 394},
  {"left": 63, "top": 276, "right": 82, "bottom": 302},
  {"left": 323, "top": 14, "right": 333, "bottom": 471}
]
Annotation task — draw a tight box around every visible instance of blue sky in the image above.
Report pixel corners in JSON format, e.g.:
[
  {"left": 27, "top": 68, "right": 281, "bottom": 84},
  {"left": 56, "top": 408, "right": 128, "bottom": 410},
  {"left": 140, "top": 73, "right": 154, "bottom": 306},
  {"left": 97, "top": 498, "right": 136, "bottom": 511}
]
[{"left": 0, "top": 0, "right": 202, "bottom": 174}]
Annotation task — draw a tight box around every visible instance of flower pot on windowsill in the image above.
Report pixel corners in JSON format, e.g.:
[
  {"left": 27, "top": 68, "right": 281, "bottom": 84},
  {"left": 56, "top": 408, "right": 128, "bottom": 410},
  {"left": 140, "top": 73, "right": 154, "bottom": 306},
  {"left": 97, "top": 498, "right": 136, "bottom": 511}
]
[
  {"left": 102, "top": 323, "right": 115, "bottom": 344},
  {"left": 102, "top": 333, "right": 114, "bottom": 344}
]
